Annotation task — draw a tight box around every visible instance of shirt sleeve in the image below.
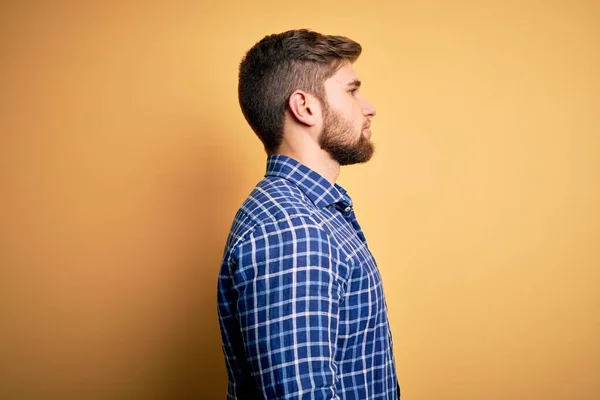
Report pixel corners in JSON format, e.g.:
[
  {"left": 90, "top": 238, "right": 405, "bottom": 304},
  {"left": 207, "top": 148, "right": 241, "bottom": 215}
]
[{"left": 231, "top": 214, "right": 345, "bottom": 399}]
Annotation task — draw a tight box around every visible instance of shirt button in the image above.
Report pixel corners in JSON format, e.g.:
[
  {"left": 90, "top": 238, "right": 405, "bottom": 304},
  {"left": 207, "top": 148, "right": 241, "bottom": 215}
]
[{"left": 344, "top": 206, "right": 352, "bottom": 212}]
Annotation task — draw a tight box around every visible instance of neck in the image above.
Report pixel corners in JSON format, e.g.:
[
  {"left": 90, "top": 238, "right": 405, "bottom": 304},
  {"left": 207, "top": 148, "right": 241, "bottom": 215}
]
[{"left": 275, "top": 144, "right": 340, "bottom": 184}]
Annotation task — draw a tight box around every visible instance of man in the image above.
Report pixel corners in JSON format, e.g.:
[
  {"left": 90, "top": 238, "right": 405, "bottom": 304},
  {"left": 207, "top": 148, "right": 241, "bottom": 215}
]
[{"left": 217, "top": 29, "right": 400, "bottom": 399}]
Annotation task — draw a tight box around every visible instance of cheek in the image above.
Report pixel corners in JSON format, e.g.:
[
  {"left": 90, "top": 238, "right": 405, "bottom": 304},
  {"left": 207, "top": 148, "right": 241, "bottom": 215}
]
[
  {"left": 353, "top": 101, "right": 364, "bottom": 117},
  {"left": 354, "top": 106, "right": 364, "bottom": 126},
  {"left": 339, "top": 100, "right": 362, "bottom": 123}
]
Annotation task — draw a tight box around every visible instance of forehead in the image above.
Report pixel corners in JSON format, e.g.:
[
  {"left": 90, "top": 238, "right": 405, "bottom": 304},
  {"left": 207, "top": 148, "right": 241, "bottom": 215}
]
[{"left": 327, "top": 62, "right": 359, "bottom": 86}]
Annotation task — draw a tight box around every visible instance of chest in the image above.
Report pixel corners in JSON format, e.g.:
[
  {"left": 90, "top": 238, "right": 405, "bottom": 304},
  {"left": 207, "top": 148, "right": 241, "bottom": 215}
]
[{"left": 322, "top": 210, "right": 386, "bottom": 315}]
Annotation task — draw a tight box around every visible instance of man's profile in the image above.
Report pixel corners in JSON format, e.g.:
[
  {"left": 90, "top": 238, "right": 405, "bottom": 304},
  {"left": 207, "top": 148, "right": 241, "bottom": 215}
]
[{"left": 217, "top": 29, "right": 400, "bottom": 399}]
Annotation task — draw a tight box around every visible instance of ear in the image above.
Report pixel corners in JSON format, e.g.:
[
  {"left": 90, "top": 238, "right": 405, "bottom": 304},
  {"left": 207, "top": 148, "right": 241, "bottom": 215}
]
[{"left": 288, "top": 90, "right": 320, "bottom": 127}]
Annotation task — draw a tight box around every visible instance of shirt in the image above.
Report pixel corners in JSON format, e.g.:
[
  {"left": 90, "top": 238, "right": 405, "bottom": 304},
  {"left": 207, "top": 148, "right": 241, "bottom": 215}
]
[{"left": 217, "top": 154, "right": 399, "bottom": 399}]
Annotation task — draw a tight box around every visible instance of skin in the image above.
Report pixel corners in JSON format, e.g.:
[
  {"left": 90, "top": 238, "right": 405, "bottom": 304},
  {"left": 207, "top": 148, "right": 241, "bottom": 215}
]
[{"left": 277, "top": 61, "right": 377, "bottom": 183}]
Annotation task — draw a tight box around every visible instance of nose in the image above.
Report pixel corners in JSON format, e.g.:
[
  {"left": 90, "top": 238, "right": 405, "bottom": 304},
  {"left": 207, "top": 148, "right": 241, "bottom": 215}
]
[{"left": 362, "top": 97, "right": 376, "bottom": 118}]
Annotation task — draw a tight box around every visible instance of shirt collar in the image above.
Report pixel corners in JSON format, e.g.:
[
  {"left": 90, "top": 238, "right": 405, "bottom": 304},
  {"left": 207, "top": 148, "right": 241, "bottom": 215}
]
[{"left": 265, "top": 154, "right": 352, "bottom": 209}]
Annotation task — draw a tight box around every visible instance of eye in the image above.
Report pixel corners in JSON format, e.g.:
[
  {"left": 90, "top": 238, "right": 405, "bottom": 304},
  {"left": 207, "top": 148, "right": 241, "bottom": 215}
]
[{"left": 348, "top": 88, "right": 357, "bottom": 96}]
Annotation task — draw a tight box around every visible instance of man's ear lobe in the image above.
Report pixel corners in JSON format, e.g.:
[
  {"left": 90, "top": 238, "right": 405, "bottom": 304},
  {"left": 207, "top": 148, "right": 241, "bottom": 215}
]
[{"left": 288, "top": 90, "right": 318, "bottom": 127}]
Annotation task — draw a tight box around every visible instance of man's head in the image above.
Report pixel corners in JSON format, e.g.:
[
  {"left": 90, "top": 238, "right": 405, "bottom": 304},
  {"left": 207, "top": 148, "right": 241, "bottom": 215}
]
[{"left": 238, "top": 29, "right": 376, "bottom": 165}]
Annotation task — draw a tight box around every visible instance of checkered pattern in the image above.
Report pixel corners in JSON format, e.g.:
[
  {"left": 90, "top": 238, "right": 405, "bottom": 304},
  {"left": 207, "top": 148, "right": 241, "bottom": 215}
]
[{"left": 218, "top": 155, "right": 399, "bottom": 399}]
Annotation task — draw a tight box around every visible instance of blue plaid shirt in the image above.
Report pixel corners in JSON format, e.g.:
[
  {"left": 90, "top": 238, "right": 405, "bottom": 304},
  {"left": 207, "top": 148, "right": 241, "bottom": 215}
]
[{"left": 218, "top": 155, "right": 399, "bottom": 399}]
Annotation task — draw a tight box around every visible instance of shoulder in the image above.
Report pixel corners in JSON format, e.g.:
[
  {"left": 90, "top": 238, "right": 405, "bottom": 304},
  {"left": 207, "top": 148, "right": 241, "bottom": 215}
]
[
  {"left": 224, "top": 176, "right": 327, "bottom": 258},
  {"left": 239, "top": 176, "right": 316, "bottom": 225},
  {"left": 223, "top": 179, "right": 352, "bottom": 286},
  {"left": 232, "top": 175, "right": 341, "bottom": 254},
  {"left": 231, "top": 211, "right": 348, "bottom": 288}
]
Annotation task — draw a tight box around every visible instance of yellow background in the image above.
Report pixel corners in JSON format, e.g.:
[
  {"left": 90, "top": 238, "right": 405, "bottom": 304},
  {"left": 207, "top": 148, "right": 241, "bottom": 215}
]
[{"left": 1, "top": 1, "right": 598, "bottom": 399}]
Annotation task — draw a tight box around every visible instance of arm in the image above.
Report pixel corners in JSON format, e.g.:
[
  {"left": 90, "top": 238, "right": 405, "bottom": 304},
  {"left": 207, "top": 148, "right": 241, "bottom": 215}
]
[{"left": 232, "top": 215, "right": 345, "bottom": 399}]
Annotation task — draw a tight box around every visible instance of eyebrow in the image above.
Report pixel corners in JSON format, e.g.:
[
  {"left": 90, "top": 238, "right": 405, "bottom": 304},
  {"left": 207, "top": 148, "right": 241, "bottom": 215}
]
[{"left": 346, "top": 79, "right": 362, "bottom": 88}]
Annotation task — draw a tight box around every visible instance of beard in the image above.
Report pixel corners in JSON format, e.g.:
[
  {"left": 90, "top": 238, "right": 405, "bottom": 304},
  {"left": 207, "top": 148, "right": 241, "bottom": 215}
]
[{"left": 318, "top": 105, "right": 375, "bottom": 166}]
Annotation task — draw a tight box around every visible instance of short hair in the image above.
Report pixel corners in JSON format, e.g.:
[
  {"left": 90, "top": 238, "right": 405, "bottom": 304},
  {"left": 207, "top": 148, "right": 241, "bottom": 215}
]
[{"left": 238, "top": 29, "right": 362, "bottom": 153}]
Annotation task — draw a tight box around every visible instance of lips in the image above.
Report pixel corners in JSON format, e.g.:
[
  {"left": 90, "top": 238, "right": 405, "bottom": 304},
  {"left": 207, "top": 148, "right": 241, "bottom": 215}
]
[{"left": 362, "top": 124, "right": 372, "bottom": 138}]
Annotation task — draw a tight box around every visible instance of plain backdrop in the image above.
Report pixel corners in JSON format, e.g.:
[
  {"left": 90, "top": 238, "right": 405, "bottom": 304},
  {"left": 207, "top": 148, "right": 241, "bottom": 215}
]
[{"left": 1, "top": 1, "right": 598, "bottom": 399}]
